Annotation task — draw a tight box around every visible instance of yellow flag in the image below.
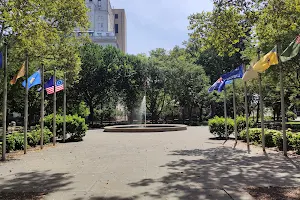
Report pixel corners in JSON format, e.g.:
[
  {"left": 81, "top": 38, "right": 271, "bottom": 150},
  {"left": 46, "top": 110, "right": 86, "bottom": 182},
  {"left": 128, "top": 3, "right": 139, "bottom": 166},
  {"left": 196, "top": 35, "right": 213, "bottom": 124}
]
[
  {"left": 10, "top": 62, "right": 25, "bottom": 85},
  {"left": 252, "top": 46, "right": 279, "bottom": 73}
]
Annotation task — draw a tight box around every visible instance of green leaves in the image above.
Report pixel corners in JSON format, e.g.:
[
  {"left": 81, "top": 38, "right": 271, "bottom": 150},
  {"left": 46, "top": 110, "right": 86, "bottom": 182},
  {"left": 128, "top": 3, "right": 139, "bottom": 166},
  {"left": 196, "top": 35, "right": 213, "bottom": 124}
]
[{"left": 188, "top": 7, "right": 249, "bottom": 56}]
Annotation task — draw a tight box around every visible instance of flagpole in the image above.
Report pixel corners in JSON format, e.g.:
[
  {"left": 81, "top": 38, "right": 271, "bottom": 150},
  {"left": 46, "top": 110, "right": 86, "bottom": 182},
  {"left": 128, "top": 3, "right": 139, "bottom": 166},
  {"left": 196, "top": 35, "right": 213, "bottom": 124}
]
[
  {"left": 63, "top": 72, "right": 66, "bottom": 143},
  {"left": 2, "top": 42, "right": 8, "bottom": 161},
  {"left": 278, "top": 43, "right": 287, "bottom": 156},
  {"left": 243, "top": 64, "right": 250, "bottom": 152},
  {"left": 257, "top": 49, "right": 265, "bottom": 152},
  {"left": 53, "top": 67, "right": 56, "bottom": 146},
  {"left": 233, "top": 79, "right": 238, "bottom": 147},
  {"left": 24, "top": 54, "right": 29, "bottom": 154},
  {"left": 224, "top": 85, "right": 228, "bottom": 139},
  {"left": 40, "top": 64, "right": 44, "bottom": 149}
]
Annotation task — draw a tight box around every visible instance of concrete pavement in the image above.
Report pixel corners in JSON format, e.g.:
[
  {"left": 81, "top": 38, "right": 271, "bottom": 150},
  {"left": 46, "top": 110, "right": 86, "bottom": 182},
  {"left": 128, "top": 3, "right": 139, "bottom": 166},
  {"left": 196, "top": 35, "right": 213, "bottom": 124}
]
[{"left": 0, "top": 126, "right": 299, "bottom": 200}]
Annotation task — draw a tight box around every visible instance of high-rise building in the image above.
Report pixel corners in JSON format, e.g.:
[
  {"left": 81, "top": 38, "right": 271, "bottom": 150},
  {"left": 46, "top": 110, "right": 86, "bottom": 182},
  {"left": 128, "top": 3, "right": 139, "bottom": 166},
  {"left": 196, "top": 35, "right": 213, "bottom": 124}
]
[
  {"left": 75, "top": 0, "right": 127, "bottom": 52},
  {"left": 113, "top": 9, "right": 127, "bottom": 53}
]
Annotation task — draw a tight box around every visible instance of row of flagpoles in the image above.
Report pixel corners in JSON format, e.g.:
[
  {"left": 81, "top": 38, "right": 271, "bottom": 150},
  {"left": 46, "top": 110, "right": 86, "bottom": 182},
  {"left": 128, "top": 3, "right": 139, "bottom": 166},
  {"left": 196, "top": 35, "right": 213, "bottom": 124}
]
[
  {"left": 208, "top": 34, "right": 300, "bottom": 156},
  {"left": 1, "top": 43, "right": 67, "bottom": 161}
]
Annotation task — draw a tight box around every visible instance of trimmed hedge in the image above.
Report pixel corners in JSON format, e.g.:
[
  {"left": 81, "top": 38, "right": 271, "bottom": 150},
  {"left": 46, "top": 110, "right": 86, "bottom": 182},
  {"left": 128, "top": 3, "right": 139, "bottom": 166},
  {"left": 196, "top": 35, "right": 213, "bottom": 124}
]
[
  {"left": 240, "top": 128, "right": 300, "bottom": 154},
  {"left": 6, "top": 126, "right": 53, "bottom": 153},
  {"left": 208, "top": 116, "right": 234, "bottom": 138},
  {"left": 287, "top": 111, "right": 297, "bottom": 121},
  {"left": 27, "top": 126, "right": 53, "bottom": 147},
  {"left": 44, "top": 114, "right": 88, "bottom": 141},
  {"left": 208, "top": 116, "right": 254, "bottom": 138}
]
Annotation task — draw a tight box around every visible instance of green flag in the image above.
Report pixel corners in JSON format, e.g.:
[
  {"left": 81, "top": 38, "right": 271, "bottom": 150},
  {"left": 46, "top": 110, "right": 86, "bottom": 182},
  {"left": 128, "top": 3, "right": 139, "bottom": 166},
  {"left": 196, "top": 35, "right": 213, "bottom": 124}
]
[{"left": 280, "top": 35, "right": 300, "bottom": 62}]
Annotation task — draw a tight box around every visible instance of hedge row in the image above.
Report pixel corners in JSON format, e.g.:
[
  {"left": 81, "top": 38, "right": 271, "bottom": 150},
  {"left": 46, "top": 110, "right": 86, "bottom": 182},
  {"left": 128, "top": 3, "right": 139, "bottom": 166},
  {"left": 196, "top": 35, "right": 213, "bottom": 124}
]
[
  {"left": 44, "top": 114, "right": 88, "bottom": 141},
  {"left": 6, "top": 126, "right": 52, "bottom": 152},
  {"left": 4, "top": 114, "right": 88, "bottom": 153},
  {"left": 208, "top": 116, "right": 255, "bottom": 138},
  {"left": 240, "top": 128, "right": 300, "bottom": 154}
]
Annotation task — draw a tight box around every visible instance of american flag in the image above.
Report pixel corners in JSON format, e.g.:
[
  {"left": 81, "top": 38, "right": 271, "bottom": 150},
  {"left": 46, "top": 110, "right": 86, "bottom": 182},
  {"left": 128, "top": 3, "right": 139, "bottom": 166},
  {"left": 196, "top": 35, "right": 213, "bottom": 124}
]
[{"left": 45, "top": 77, "right": 64, "bottom": 94}]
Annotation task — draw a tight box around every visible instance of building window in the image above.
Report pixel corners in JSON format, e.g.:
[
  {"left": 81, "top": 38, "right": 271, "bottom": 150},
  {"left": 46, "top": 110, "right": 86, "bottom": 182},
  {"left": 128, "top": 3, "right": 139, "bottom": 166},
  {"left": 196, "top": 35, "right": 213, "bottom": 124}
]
[
  {"left": 101, "top": 23, "right": 103, "bottom": 28},
  {"left": 115, "top": 14, "right": 118, "bottom": 19},
  {"left": 115, "top": 24, "right": 118, "bottom": 33}
]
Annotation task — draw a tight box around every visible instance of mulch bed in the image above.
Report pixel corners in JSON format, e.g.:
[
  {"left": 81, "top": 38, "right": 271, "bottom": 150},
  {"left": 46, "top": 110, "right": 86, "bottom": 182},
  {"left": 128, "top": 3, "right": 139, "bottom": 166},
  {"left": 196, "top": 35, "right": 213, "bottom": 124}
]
[
  {"left": 0, "top": 192, "right": 45, "bottom": 200},
  {"left": 246, "top": 186, "right": 300, "bottom": 200}
]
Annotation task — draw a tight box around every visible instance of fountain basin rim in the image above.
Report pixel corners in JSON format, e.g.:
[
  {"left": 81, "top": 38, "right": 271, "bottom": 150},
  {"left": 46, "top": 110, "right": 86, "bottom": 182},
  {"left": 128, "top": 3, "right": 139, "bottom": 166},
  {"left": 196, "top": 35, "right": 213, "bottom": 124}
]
[{"left": 103, "top": 124, "right": 187, "bottom": 132}]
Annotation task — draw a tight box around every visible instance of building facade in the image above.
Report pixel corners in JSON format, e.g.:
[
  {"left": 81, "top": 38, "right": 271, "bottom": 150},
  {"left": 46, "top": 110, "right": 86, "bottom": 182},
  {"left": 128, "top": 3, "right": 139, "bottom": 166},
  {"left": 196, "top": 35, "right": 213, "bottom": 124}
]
[
  {"left": 113, "top": 9, "right": 127, "bottom": 53},
  {"left": 75, "top": 0, "right": 126, "bottom": 52}
]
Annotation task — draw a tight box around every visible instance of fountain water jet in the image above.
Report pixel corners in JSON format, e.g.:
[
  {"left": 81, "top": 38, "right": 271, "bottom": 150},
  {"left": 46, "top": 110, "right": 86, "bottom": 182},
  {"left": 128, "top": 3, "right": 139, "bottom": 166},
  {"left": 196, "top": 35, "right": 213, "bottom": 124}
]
[
  {"left": 104, "top": 82, "right": 187, "bottom": 132},
  {"left": 139, "top": 96, "right": 147, "bottom": 127}
]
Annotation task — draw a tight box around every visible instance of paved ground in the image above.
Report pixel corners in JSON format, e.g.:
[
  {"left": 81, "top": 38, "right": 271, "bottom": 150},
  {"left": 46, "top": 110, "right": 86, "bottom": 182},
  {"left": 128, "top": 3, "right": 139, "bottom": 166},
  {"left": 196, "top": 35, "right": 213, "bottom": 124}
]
[{"left": 0, "top": 126, "right": 300, "bottom": 200}]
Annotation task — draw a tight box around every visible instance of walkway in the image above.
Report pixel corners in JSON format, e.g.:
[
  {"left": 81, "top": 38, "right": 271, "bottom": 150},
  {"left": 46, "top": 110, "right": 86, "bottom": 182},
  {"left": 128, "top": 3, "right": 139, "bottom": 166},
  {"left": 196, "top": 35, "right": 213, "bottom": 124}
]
[{"left": 0, "top": 127, "right": 299, "bottom": 200}]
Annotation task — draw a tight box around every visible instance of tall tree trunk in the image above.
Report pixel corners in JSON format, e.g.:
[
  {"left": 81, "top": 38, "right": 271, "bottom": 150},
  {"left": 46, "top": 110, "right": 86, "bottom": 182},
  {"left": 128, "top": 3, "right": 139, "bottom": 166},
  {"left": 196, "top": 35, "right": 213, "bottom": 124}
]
[
  {"left": 276, "top": 107, "right": 280, "bottom": 121},
  {"left": 154, "top": 111, "right": 158, "bottom": 124},
  {"left": 182, "top": 107, "right": 185, "bottom": 124},
  {"left": 189, "top": 106, "right": 193, "bottom": 124},
  {"left": 128, "top": 108, "right": 134, "bottom": 124},
  {"left": 199, "top": 105, "right": 203, "bottom": 121},
  {"left": 210, "top": 102, "right": 216, "bottom": 117},
  {"left": 100, "top": 104, "right": 103, "bottom": 125},
  {"left": 89, "top": 104, "right": 94, "bottom": 125},
  {"left": 256, "top": 101, "right": 260, "bottom": 123}
]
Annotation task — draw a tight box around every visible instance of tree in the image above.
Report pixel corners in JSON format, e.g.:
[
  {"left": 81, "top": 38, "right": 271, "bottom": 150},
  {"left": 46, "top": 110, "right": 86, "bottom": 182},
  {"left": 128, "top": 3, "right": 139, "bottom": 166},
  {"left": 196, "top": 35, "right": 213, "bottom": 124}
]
[
  {"left": 116, "top": 54, "right": 146, "bottom": 123},
  {"left": 0, "top": 0, "right": 89, "bottom": 125},
  {"left": 74, "top": 44, "right": 123, "bottom": 124}
]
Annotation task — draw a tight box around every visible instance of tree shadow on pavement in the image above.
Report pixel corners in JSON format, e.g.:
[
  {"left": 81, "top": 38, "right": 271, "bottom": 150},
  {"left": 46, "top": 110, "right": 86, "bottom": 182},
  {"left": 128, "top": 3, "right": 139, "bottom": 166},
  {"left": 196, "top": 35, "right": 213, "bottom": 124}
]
[
  {"left": 0, "top": 170, "right": 73, "bottom": 200},
  {"left": 128, "top": 146, "right": 300, "bottom": 199}
]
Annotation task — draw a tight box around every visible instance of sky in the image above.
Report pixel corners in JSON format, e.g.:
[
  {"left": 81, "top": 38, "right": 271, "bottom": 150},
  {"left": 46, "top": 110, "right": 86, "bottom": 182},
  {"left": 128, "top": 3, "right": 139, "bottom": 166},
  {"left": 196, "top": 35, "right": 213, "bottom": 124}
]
[{"left": 110, "top": 0, "right": 213, "bottom": 55}]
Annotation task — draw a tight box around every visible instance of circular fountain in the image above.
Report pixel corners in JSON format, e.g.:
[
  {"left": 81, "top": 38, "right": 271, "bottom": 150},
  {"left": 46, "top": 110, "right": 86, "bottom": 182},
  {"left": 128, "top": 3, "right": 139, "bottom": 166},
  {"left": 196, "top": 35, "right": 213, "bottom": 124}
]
[
  {"left": 104, "top": 124, "right": 187, "bottom": 132},
  {"left": 104, "top": 96, "right": 187, "bottom": 132}
]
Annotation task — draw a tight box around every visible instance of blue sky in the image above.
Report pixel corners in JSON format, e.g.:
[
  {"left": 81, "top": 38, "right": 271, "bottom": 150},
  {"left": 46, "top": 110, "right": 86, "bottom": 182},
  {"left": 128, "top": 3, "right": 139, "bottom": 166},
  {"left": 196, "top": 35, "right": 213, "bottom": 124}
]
[{"left": 110, "top": 0, "right": 213, "bottom": 55}]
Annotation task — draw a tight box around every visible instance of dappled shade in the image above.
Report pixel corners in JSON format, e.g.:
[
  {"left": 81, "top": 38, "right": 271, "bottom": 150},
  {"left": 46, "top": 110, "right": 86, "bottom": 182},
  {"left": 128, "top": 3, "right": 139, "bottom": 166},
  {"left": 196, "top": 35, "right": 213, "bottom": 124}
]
[
  {"left": 129, "top": 147, "right": 300, "bottom": 199},
  {"left": 0, "top": 170, "right": 73, "bottom": 199}
]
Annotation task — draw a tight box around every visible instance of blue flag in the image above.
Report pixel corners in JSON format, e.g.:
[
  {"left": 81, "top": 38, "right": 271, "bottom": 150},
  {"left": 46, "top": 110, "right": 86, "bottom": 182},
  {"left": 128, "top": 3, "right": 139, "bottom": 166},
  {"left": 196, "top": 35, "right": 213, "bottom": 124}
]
[
  {"left": 208, "top": 78, "right": 223, "bottom": 93},
  {"left": 44, "top": 76, "right": 54, "bottom": 88},
  {"left": 22, "top": 70, "right": 41, "bottom": 89},
  {"left": 0, "top": 52, "right": 2, "bottom": 68},
  {"left": 218, "top": 79, "right": 233, "bottom": 92},
  {"left": 217, "top": 65, "right": 244, "bottom": 92},
  {"left": 221, "top": 65, "right": 244, "bottom": 81},
  {"left": 208, "top": 78, "right": 233, "bottom": 93}
]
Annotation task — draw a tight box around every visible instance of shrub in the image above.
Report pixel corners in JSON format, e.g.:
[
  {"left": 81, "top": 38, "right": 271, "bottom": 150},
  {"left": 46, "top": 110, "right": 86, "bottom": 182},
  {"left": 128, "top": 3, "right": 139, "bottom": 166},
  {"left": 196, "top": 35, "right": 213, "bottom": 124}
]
[
  {"left": 272, "top": 130, "right": 293, "bottom": 151},
  {"left": 290, "top": 133, "right": 300, "bottom": 154},
  {"left": 6, "top": 133, "right": 24, "bottom": 152},
  {"left": 287, "top": 111, "right": 297, "bottom": 121},
  {"left": 240, "top": 128, "right": 280, "bottom": 147},
  {"left": 286, "top": 122, "right": 300, "bottom": 132},
  {"left": 14, "top": 133, "right": 25, "bottom": 150},
  {"left": 236, "top": 116, "right": 255, "bottom": 133},
  {"left": 248, "top": 128, "right": 262, "bottom": 143},
  {"left": 5, "top": 126, "right": 53, "bottom": 153},
  {"left": 6, "top": 134, "right": 16, "bottom": 152},
  {"left": 43, "top": 128, "right": 53, "bottom": 144},
  {"left": 27, "top": 130, "right": 40, "bottom": 147},
  {"left": 240, "top": 128, "right": 261, "bottom": 143},
  {"left": 239, "top": 129, "right": 247, "bottom": 141},
  {"left": 44, "top": 114, "right": 88, "bottom": 141},
  {"left": 27, "top": 126, "right": 53, "bottom": 147},
  {"left": 263, "top": 130, "right": 280, "bottom": 147},
  {"left": 208, "top": 116, "right": 234, "bottom": 138}
]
